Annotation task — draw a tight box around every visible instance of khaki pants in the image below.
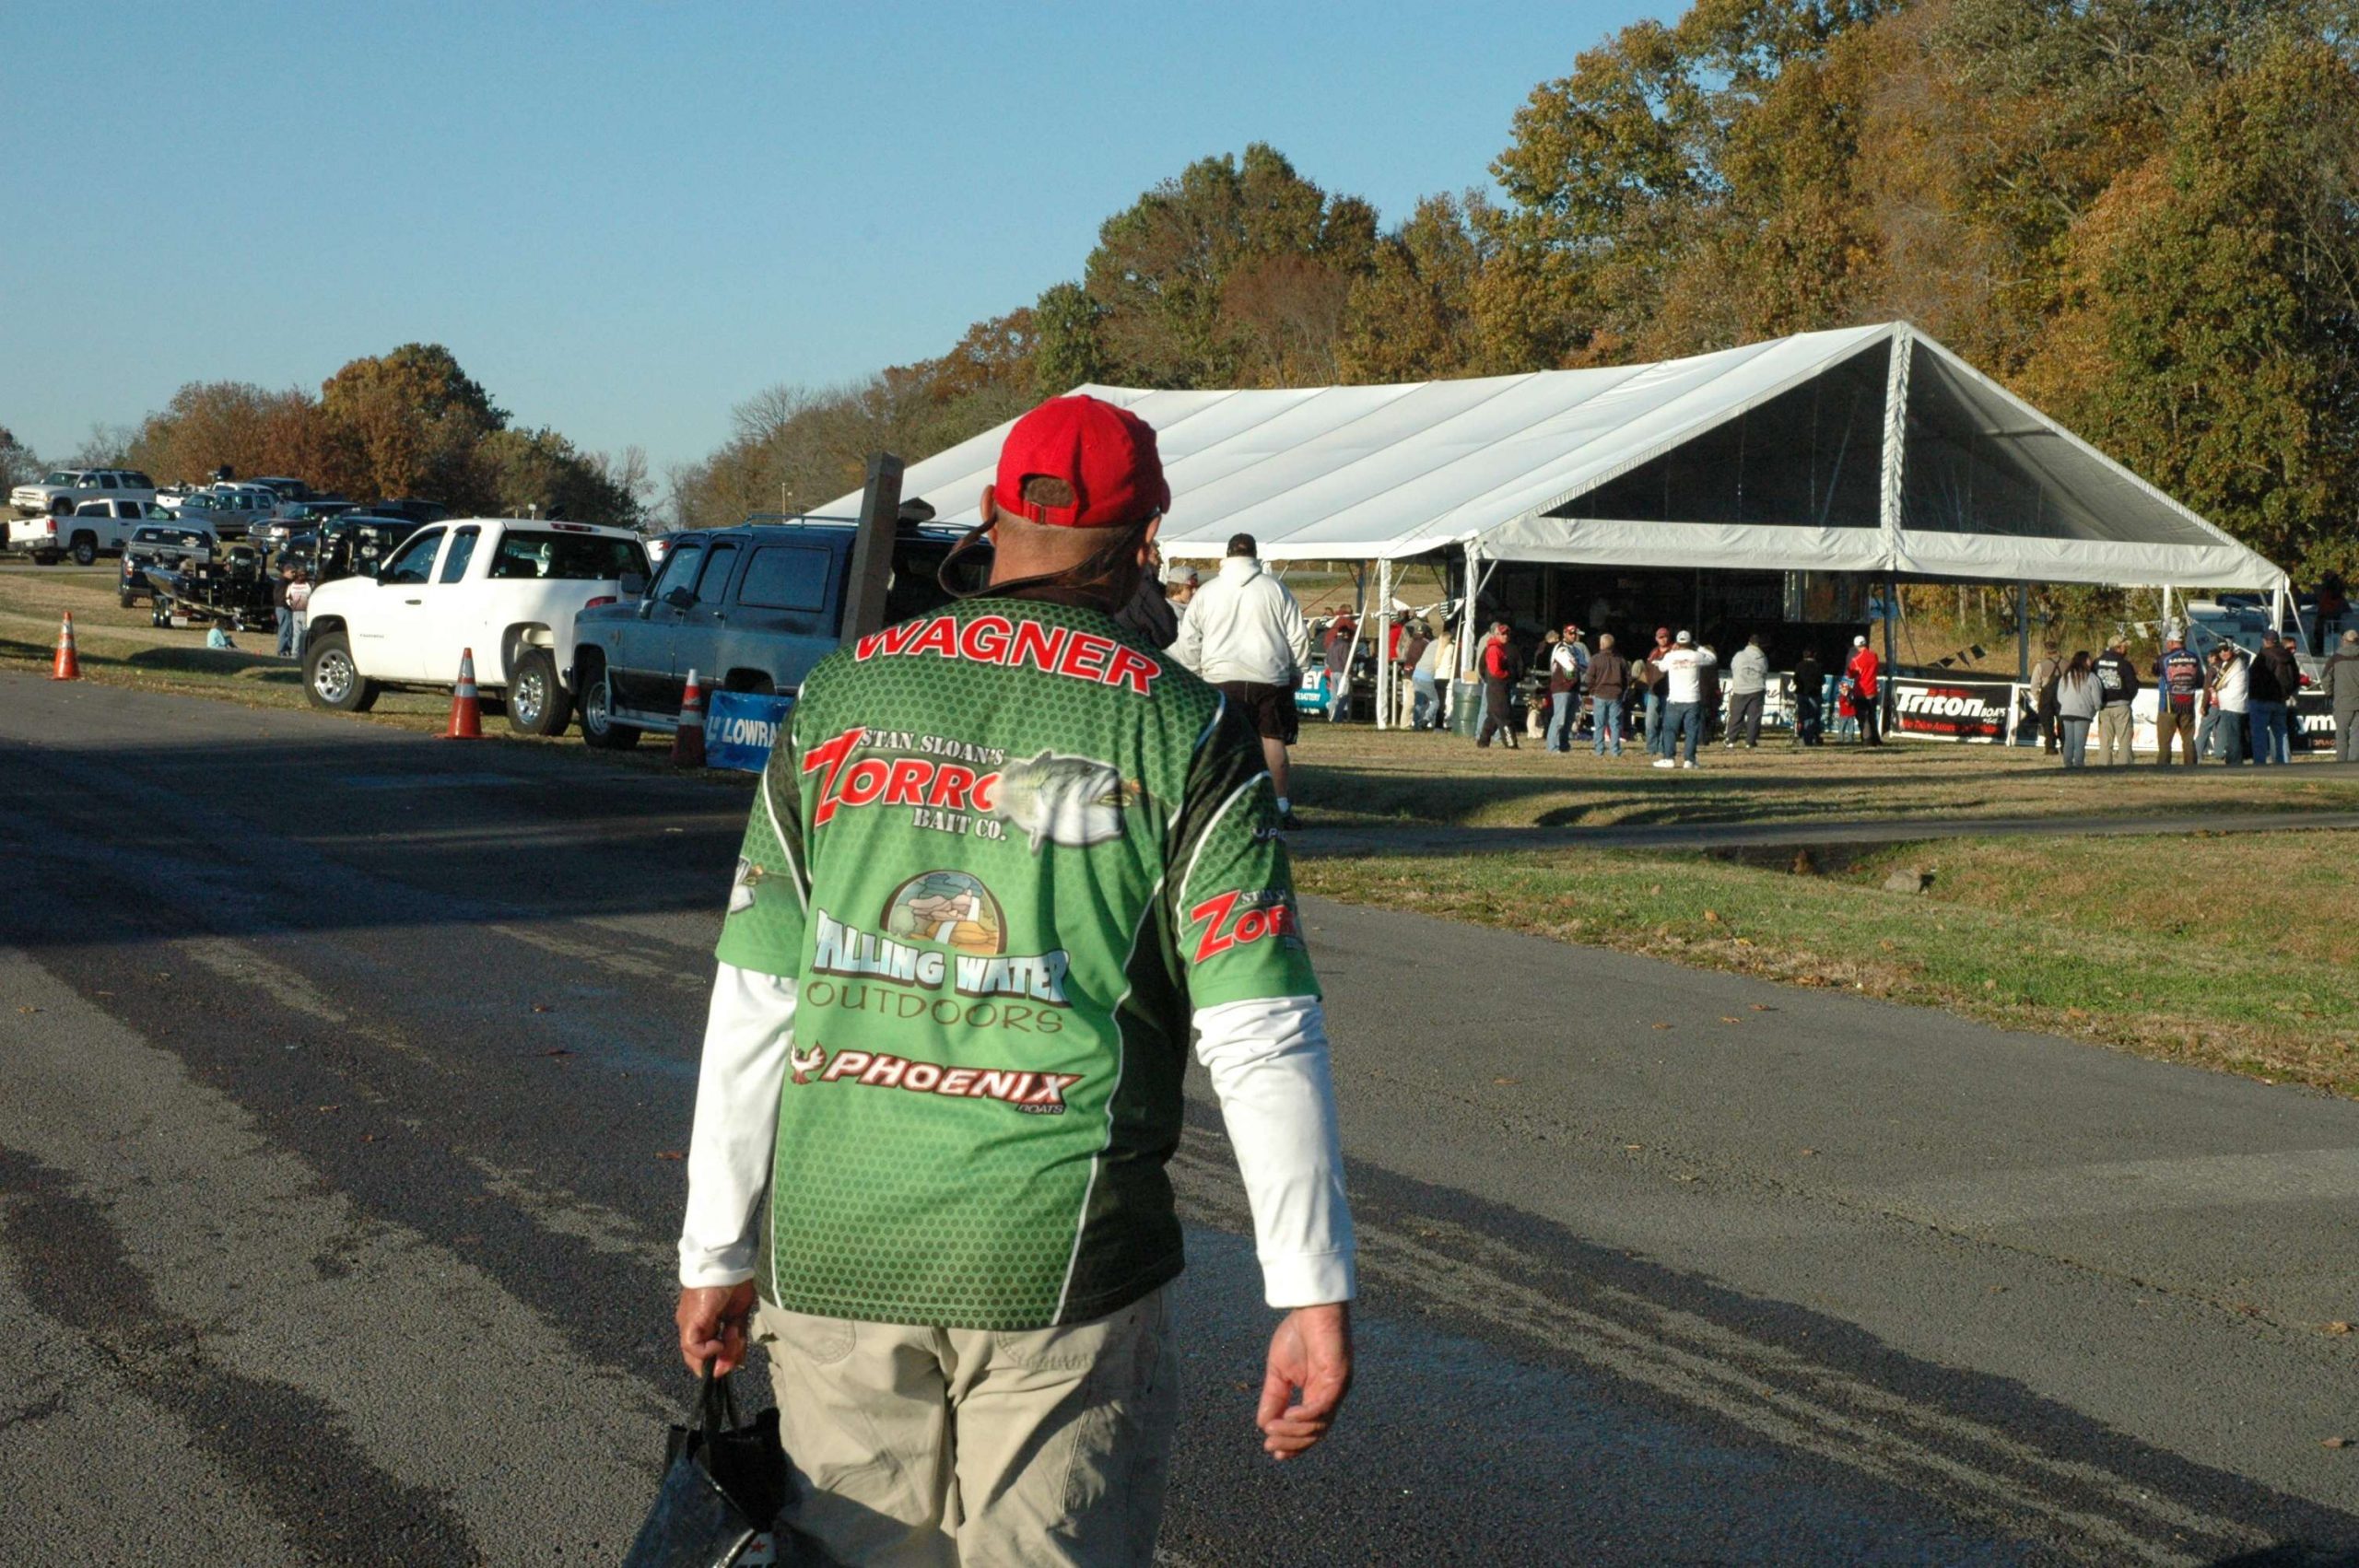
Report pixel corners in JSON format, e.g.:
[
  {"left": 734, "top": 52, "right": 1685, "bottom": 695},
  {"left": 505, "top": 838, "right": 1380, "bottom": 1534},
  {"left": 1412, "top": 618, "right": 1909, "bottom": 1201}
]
[
  {"left": 2154, "top": 707, "right": 2196, "bottom": 765},
  {"left": 755, "top": 1289, "right": 1179, "bottom": 1567},
  {"left": 2098, "top": 705, "right": 2134, "bottom": 766}
]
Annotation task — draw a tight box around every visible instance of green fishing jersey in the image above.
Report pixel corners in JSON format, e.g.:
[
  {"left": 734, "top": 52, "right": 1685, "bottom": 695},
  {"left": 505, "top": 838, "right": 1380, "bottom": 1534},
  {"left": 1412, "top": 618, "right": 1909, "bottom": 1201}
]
[{"left": 715, "top": 595, "right": 1318, "bottom": 1330}]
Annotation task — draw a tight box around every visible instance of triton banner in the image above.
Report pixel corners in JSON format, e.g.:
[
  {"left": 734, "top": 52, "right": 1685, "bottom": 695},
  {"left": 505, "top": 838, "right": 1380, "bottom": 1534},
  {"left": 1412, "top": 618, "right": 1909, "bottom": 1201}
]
[{"left": 1890, "top": 677, "right": 2013, "bottom": 743}]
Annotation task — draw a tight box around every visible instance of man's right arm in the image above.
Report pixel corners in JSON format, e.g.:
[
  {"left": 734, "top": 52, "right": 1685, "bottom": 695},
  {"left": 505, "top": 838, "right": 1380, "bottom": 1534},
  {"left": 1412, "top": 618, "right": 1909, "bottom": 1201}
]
[{"left": 1279, "top": 587, "right": 1312, "bottom": 679}]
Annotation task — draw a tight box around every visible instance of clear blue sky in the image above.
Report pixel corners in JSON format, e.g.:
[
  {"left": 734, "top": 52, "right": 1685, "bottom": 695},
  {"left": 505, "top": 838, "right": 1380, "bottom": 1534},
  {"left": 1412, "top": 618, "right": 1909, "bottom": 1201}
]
[{"left": 0, "top": 0, "right": 1661, "bottom": 480}]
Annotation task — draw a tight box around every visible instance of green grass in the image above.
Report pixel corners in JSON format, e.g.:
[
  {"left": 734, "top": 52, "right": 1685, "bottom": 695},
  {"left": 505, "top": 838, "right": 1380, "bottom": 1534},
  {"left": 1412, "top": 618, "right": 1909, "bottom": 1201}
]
[
  {"left": 1284, "top": 724, "right": 2359, "bottom": 834},
  {"left": 1297, "top": 831, "right": 2359, "bottom": 1096}
]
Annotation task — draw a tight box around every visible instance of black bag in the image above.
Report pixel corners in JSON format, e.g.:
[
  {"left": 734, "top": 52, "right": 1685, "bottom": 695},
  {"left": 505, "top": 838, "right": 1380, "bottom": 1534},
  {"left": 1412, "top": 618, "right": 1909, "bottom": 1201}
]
[{"left": 621, "top": 1363, "right": 793, "bottom": 1568}]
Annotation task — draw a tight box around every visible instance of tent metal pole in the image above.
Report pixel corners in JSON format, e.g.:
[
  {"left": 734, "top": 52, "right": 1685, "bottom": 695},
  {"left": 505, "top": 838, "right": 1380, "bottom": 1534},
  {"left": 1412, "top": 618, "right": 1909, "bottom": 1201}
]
[
  {"left": 1339, "top": 565, "right": 1368, "bottom": 727},
  {"left": 1884, "top": 572, "right": 1899, "bottom": 731},
  {"left": 2016, "top": 581, "right": 2030, "bottom": 683},
  {"left": 1877, "top": 322, "right": 1914, "bottom": 583},
  {"left": 1375, "top": 557, "right": 1393, "bottom": 730},
  {"left": 1460, "top": 544, "right": 1482, "bottom": 679}
]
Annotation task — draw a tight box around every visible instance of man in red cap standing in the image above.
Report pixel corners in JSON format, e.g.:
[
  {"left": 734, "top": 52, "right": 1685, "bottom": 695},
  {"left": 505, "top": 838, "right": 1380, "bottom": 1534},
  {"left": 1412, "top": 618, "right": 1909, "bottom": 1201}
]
[{"left": 674, "top": 395, "right": 1356, "bottom": 1566}]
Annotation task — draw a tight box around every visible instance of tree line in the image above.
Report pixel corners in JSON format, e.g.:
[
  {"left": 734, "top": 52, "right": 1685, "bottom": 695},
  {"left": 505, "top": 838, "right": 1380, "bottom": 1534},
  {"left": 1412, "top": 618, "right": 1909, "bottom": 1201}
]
[
  {"left": 674, "top": 0, "right": 2359, "bottom": 584},
  {"left": 3, "top": 345, "right": 649, "bottom": 527}
]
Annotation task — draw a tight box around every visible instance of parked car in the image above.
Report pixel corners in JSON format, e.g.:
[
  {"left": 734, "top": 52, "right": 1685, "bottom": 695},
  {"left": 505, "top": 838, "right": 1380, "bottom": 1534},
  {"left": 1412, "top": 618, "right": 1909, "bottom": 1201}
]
[
  {"left": 246, "top": 475, "right": 315, "bottom": 503},
  {"left": 301, "top": 518, "right": 649, "bottom": 731},
  {"left": 119, "top": 521, "right": 221, "bottom": 611},
  {"left": 173, "top": 484, "right": 284, "bottom": 540},
  {"left": 10, "top": 468, "right": 157, "bottom": 518},
  {"left": 8, "top": 497, "right": 171, "bottom": 564},
  {"left": 569, "top": 517, "right": 984, "bottom": 749},
  {"left": 252, "top": 501, "right": 357, "bottom": 550},
  {"left": 370, "top": 497, "right": 450, "bottom": 526}
]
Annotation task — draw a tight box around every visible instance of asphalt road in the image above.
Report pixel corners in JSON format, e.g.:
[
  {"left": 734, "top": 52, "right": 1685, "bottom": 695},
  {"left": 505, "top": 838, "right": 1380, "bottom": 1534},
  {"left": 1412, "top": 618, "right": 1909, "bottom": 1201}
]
[{"left": 3, "top": 672, "right": 2357, "bottom": 1567}]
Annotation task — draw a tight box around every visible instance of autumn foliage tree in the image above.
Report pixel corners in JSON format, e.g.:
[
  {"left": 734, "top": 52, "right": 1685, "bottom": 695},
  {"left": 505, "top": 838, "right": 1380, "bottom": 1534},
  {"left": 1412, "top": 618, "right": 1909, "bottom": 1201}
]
[
  {"left": 675, "top": 0, "right": 2359, "bottom": 579},
  {"left": 113, "top": 344, "right": 643, "bottom": 526}
]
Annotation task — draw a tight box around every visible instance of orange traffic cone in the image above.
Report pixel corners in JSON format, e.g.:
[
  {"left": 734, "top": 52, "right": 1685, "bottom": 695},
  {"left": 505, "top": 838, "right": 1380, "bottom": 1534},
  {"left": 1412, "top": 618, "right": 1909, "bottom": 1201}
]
[
  {"left": 444, "top": 648, "right": 484, "bottom": 739},
  {"left": 51, "top": 612, "right": 79, "bottom": 680},
  {"left": 672, "top": 668, "right": 707, "bottom": 768}
]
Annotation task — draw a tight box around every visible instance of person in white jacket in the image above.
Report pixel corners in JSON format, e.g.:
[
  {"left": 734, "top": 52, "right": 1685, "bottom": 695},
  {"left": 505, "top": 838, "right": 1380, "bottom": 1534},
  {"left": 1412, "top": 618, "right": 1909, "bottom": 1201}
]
[{"left": 1172, "top": 534, "right": 1313, "bottom": 827}]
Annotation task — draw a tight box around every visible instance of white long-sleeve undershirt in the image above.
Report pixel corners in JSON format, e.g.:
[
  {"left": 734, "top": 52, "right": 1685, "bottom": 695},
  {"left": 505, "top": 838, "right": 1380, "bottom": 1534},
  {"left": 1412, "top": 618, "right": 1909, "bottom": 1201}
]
[{"left": 675, "top": 962, "right": 1356, "bottom": 1309}]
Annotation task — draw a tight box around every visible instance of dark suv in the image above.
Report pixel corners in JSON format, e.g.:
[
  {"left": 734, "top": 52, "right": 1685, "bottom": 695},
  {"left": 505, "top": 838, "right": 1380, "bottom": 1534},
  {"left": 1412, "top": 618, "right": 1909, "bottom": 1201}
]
[{"left": 570, "top": 517, "right": 984, "bottom": 749}]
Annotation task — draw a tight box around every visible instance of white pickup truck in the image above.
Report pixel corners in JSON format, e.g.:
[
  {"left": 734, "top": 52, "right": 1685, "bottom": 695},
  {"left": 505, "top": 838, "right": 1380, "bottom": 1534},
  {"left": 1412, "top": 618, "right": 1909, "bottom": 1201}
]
[
  {"left": 300, "top": 517, "right": 649, "bottom": 734},
  {"left": 8, "top": 497, "right": 173, "bottom": 564}
]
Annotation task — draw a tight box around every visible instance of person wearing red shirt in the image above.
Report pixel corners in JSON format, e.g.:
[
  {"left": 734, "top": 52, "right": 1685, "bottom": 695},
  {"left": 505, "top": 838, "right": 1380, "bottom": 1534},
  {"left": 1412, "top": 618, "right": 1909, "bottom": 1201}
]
[
  {"left": 1846, "top": 635, "right": 1884, "bottom": 746},
  {"left": 1475, "top": 620, "right": 1520, "bottom": 749}
]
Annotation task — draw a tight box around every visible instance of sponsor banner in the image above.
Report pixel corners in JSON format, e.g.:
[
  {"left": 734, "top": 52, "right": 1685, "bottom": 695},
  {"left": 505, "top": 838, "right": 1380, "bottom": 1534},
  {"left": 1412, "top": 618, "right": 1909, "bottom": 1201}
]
[
  {"left": 704, "top": 689, "right": 794, "bottom": 773},
  {"left": 1890, "top": 677, "right": 2013, "bottom": 743},
  {"left": 2295, "top": 691, "right": 2335, "bottom": 740}
]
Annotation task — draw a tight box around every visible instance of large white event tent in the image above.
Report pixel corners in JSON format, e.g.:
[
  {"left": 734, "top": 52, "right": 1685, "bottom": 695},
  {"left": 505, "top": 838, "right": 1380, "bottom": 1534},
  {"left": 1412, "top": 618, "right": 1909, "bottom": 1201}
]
[{"left": 820, "top": 322, "right": 2288, "bottom": 720}]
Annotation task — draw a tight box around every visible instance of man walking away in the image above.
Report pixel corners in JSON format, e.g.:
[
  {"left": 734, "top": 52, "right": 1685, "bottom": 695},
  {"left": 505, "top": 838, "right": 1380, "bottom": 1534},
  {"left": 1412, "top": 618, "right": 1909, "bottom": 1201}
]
[
  {"left": 1545, "top": 623, "right": 1585, "bottom": 752},
  {"left": 1476, "top": 620, "right": 1519, "bottom": 750},
  {"left": 1727, "top": 634, "right": 1769, "bottom": 747},
  {"left": 2154, "top": 632, "right": 2203, "bottom": 766},
  {"left": 1652, "top": 630, "right": 1709, "bottom": 769},
  {"left": 1793, "top": 647, "right": 1823, "bottom": 745},
  {"left": 1174, "top": 533, "right": 1313, "bottom": 827},
  {"left": 2210, "top": 643, "right": 2250, "bottom": 765},
  {"left": 1588, "top": 634, "right": 1630, "bottom": 757},
  {"left": 1846, "top": 636, "right": 1883, "bottom": 746},
  {"left": 2095, "top": 636, "right": 2141, "bottom": 766},
  {"left": 676, "top": 396, "right": 1354, "bottom": 1567},
  {"left": 2328, "top": 628, "right": 2359, "bottom": 762},
  {"left": 2249, "top": 629, "right": 2298, "bottom": 766},
  {"left": 2028, "top": 643, "right": 2061, "bottom": 755}
]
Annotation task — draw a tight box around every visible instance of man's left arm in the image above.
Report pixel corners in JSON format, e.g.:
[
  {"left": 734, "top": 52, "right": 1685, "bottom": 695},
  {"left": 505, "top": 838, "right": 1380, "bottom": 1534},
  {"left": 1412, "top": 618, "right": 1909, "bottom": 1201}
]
[
  {"left": 676, "top": 734, "right": 814, "bottom": 1374},
  {"left": 1171, "top": 728, "right": 1355, "bottom": 1457}
]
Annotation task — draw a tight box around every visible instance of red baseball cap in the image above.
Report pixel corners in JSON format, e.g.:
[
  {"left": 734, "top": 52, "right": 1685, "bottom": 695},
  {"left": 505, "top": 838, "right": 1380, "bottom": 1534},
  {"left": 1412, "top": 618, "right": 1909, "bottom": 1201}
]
[{"left": 990, "top": 395, "right": 1169, "bottom": 529}]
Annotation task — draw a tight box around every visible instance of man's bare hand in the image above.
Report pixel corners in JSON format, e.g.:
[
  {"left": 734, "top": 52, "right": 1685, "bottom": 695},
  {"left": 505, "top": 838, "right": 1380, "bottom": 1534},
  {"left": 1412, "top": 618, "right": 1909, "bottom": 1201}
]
[
  {"left": 675, "top": 1281, "right": 757, "bottom": 1375},
  {"left": 1257, "top": 1302, "right": 1352, "bottom": 1460}
]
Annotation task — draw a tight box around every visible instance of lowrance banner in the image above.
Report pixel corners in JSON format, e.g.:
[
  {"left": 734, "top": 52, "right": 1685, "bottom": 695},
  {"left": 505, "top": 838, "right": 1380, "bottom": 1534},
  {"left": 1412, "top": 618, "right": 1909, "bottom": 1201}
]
[
  {"left": 1891, "top": 677, "right": 2013, "bottom": 743},
  {"left": 703, "top": 689, "right": 795, "bottom": 773}
]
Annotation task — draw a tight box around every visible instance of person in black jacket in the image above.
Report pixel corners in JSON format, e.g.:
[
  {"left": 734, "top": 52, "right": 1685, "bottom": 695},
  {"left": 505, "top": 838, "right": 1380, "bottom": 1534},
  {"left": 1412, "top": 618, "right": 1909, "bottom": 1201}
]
[
  {"left": 1793, "top": 647, "right": 1824, "bottom": 745},
  {"left": 2094, "top": 637, "right": 2142, "bottom": 766},
  {"left": 2248, "top": 628, "right": 2299, "bottom": 765}
]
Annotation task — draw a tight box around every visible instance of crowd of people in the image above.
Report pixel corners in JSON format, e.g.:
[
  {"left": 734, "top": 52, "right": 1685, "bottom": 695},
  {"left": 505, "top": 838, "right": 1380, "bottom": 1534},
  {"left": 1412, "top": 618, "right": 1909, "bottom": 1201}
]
[
  {"left": 1408, "top": 620, "right": 1892, "bottom": 766},
  {"left": 1122, "top": 553, "right": 2359, "bottom": 781},
  {"left": 2031, "top": 626, "right": 2359, "bottom": 767}
]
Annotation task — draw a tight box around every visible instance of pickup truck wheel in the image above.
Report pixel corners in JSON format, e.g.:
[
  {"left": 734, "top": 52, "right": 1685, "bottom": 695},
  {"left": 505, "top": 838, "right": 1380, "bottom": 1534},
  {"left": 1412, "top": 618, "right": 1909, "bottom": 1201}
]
[
  {"left": 32, "top": 551, "right": 59, "bottom": 567},
  {"left": 119, "top": 591, "right": 136, "bottom": 610},
  {"left": 578, "top": 661, "right": 640, "bottom": 750},
  {"left": 70, "top": 534, "right": 97, "bottom": 567},
  {"left": 506, "top": 647, "right": 573, "bottom": 736},
  {"left": 304, "top": 631, "right": 380, "bottom": 712}
]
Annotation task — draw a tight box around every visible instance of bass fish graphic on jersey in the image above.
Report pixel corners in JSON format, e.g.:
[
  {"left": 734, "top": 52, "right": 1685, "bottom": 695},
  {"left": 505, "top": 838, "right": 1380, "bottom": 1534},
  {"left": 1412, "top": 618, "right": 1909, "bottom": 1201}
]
[{"left": 990, "top": 751, "right": 1140, "bottom": 851}]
